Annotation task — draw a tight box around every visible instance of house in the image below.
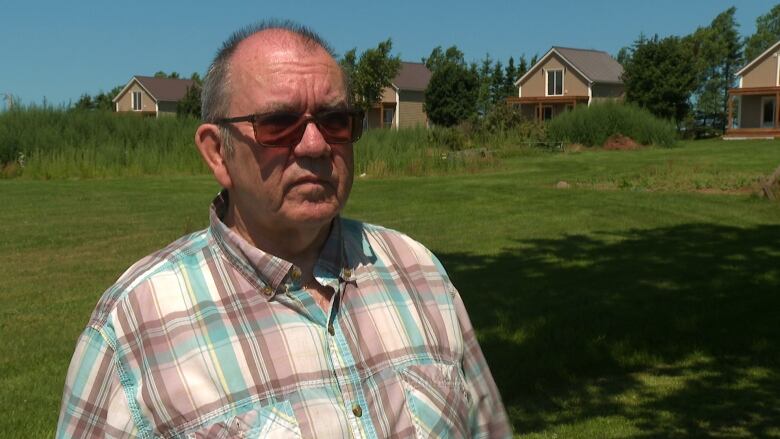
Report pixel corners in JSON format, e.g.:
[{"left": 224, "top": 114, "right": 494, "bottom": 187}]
[
  {"left": 507, "top": 47, "right": 624, "bottom": 121},
  {"left": 366, "top": 62, "right": 432, "bottom": 130},
  {"left": 113, "top": 76, "right": 195, "bottom": 117},
  {"left": 725, "top": 40, "right": 780, "bottom": 139}
]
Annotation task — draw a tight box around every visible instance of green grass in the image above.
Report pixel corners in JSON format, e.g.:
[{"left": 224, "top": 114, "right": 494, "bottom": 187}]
[
  {"left": 547, "top": 102, "right": 678, "bottom": 147},
  {"left": 1, "top": 138, "right": 779, "bottom": 438}
]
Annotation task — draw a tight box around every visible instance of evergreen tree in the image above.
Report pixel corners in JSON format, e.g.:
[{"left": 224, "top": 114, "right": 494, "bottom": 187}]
[
  {"left": 504, "top": 57, "right": 518, "bottom": 97},
  {"left": 423, "top": 45, "right": 466, "bottom": 73},
  {"left": 476, "top": 54, "right": 493, "bottom": 115},
  {"left": 490, "top": 61, "right": 505, "bottom": 104},
  {"left": 691, "top": 7, "right": 742, "bottom": 130},
  {"left": 623, "top": 34, "right": 698, "bottom": 122},
  {"left": 517, "top": 55, "right": 528, "bottom": 78},
  {"left": 744, "top": 4, "right": 780, "bottom": 62},
  {"left": 424, "top": 61, "right": 478, "bottom": 126}
]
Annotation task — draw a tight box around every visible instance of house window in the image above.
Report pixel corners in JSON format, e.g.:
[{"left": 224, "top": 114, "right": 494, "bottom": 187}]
[
  {"left": 547, "top": 69, "right": 563, "bottom": 96},
  {"left": 542, "top": 105, "right": 554, "bottom": 121},
  {"left": 132, "top": 91, "right": 142, "bottom": 111},
  {"left": 383, "top": 107, "right": 395, "bottom": 128},
  {"left": 761, "top": 97, "right": 776, "bottom": 128}
]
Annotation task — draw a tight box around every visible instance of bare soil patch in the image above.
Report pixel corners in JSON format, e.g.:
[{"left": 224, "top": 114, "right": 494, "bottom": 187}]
[{"left": 603, "top": 134, "right": 641, "bottom": 150}]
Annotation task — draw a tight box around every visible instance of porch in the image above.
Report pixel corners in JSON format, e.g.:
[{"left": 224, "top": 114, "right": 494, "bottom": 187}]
[
  {"left": 725, "top": 86, "right": 780, "bottom": 139},
  {"left": 506, "top": 96, "right": 589, "bottom": 122}
]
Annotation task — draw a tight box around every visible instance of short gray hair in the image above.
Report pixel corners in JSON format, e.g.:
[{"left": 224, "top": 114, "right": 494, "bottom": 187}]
[{"left": 201, "top": 20, "right": 338, "bottom": 155}]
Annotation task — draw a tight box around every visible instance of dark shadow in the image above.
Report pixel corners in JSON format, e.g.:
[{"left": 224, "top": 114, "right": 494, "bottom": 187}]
[{"left": 438, "top": 224, "right": 780, "bottom": 437}]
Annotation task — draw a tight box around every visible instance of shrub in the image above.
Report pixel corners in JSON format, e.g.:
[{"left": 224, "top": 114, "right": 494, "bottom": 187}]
[{"left": 546, "top": 102, "right": 678, "bottom": 147}]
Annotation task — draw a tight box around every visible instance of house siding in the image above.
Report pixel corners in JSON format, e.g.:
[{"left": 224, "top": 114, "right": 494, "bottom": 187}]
[
  {"left": 116, "top": 82, "right": 156, "bottom": 113},
  {"left": 157, "top": 101, "right": 178, "bottom": 116},
  {"left": 591, "top": 83, "right": 625, "bottom": 102},
  {"left": 381, "top": 87, "right": 397, "bottom": 103},
  {"left": 398, "top": 90, "right": 426, "bottom": 128},
  {"left": 520, "top": 53, "right": 589, "bottom": 97},
  {"left": 742, "top": 53, "right": 779, "bottom": 88}
]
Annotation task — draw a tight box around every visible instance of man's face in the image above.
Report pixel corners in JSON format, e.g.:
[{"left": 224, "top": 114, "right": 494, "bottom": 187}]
[{"left": 223, "top": 34, "right": 354, "bottom": 234}]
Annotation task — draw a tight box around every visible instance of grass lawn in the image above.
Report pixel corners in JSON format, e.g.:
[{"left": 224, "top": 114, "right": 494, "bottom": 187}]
[{"left": 1, "top": 138, "right": 779, "bottom": 438}]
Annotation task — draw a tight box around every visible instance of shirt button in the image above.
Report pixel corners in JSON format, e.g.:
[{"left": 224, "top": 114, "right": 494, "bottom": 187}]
[
  {"left": 290, "top": 267, "right": 302, "bottom": 280},
  {"left": 352, "top": 404, "right": 362, "bottom": 418},
  {"left": 261, "top": 286, "right": 274, "bottom": 297},
  {"left": 343, "top": 268, "right": 352, "bottom": 278},
  {"left": 327, "top": 323, "right": 335, "bottom": 336}
]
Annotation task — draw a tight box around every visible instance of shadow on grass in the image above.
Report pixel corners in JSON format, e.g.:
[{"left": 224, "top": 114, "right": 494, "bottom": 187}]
[{"left": 439, "top": 223, "right": 780, "bottom": 438}]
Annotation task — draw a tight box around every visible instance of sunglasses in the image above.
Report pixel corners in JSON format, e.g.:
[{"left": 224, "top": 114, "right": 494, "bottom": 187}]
[{"left": 216, "top": 109, "right": 364, "bottom": 148}]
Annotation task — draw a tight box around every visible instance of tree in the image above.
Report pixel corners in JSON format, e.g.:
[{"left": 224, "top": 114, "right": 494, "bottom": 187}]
[
  {"left": 476, "top": 54, "right": 493, "bottom": 115},
  {"left": 423, "top": 45, "right": 465, "bottom": 73},
  {"left": 74, "top": 94, "right": 93, "bottom": 110},
  {"left": 517, "top": 55, "right": 528, "bottom": 78},
  {"left": 744, "top": 4, "right": 780, "bottom": 62},
  {"left": 424, "top": 61, "right": 478, "bottom": 126},
  {"left": 154, "top": 71, "right": 181, "bottom": 79},
  {"left": 688, "top": 8, "right": 742, "bottom": 130},
  {"left": 340, "top": 39, "right": 401, "bottom": 113},
  {"left": 490, "top": 60, "right": 505, "bottom": 104},
  {"left": 177, "top": 72, "right": 203, "bottom": 118},
  {"left": 503, "top": 57, "right": 518, "bottom": 98},
  {"left": 623, "top": 34, "right": 698, "bottom": 122}
]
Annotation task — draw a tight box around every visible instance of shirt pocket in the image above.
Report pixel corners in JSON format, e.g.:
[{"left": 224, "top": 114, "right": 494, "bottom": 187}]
[
  {"left": 399, "top": 363, "right": 472, "bottom": 438},
  {"left": 185, "top": 400, "right": 302, "bottom": 439}
]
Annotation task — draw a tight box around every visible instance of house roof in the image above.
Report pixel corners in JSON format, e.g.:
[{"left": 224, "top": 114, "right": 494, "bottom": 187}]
[
  {"left": 736, "top": 39, "right": 780, "bottom": 78},
  {"left": 113, "top": 76, "right": 195, "bottom": 103},
  {"left": 515, "top": 46, "right": 623, "bottom": 86},
  {"left": 391, "top": 62, "right": 432, "bottom": 91}
]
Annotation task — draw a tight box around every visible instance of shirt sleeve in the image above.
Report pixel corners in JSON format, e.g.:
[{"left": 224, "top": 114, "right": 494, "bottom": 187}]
[
  {"left": 57, "top": 326, "right": 138, "bottom": 438},
  {"left": 451, "top": 285, "right": 513, "bottom": 438}
]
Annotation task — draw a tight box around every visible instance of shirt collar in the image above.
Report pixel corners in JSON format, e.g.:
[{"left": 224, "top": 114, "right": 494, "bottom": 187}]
[{"left": 208, "top": 190, "right": 349, "bottom": 300}]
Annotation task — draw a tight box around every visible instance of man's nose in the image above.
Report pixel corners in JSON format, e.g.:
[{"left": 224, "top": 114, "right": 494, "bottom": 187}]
[{"left": 293, "top": 120, "right": 331, "bottom": 158}]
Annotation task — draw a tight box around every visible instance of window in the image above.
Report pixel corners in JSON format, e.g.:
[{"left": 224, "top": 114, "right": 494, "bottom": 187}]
[
  {"left": 132, "top": 91, "right": 142, "bottom": 111},
  {"left": 542, "top": 106, "right": 554, "bottom": 121},
  {"left": 383, "top": 107, "right": 395, "bottom": 128},
  {"left": 762, "top": 97, "right": 776, "bottom": 128},
  {"left": 547, "top": 69, "right": 563, "bottom": 96}
]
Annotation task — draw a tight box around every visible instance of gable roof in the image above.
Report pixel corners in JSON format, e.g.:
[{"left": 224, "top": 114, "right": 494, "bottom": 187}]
[
  {"left": 736, "top": 39, "right": 780, "bottom": 77},
  {"left": 391, "top": 62, "right": 432, "bottom": 91},
  {"left": 113, "top": 76, "right": 195, "bottom": 103},
  {"left": 515, "top": 46, "right": 623, "bottom": 86}
]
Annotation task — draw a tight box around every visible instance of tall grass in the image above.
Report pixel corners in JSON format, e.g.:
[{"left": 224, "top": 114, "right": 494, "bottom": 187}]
[
  {"left": 546, "top": 102, "right": 678, "bottom": 147},
  {"left": 0, "top": 107, "right": 205, "bottom": 179},
  {"left": 0, "top": 108, "right": 501, "bottom": 179}
]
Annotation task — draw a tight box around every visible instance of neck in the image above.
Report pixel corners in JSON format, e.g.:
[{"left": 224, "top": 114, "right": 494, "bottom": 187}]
[{"left": 223, "top": 202, "right": 332, "bottom": 274}]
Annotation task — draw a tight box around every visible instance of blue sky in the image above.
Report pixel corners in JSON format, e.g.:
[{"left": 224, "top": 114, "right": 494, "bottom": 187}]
[{"left": 1, "top": 0, "right": 774, "bottom": 107}]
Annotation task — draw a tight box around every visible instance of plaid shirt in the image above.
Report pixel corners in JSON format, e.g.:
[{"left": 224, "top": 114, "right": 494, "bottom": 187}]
[{"left": 57, "top": 193, "right": 511, "bottom": 438}]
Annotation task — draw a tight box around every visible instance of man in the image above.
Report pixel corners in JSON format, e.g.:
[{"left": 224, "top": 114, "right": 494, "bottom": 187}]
[{"left": 57, "top": 22, "right": 510, "bottom": 438}]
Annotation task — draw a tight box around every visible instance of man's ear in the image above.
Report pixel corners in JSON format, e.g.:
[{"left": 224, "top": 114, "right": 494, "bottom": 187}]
[{"left": 195, "top": 123, "right": 233, "bottom": 189}]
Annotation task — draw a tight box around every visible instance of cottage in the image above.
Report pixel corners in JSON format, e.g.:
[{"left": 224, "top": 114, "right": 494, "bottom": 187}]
[
  {"left": 113, "top": 76, "right": 195, "bottom": 117},
  {"left": 507, "top": 47, "right": 624, "bottom": 121},
  {"left": 365, "top": 62, "right": 431, "bottom": 130},
  {"left": 726, "top": 40, "right": 780, "bottom": 139}
]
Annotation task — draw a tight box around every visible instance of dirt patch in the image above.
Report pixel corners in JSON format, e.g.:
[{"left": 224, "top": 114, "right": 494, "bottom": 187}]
[{"left": 603, "top": 134, "right": 640, "bottom": 150}]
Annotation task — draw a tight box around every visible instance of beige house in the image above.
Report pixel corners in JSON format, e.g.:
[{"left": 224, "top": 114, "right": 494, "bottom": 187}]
[
  {"left": 113, "top": 76, "right": 194, "bottom": 117},
  {"left": 507, "top": 47, "right": 624, "bottom": 121},
  {"left": 725, "top": 40, "right": 780, "bottom": 139},
  {"left": 366, "top": 62, "right": 431, "bottom": 130}
]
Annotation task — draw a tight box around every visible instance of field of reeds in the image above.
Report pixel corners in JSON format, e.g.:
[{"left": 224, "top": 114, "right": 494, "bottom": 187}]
[
  {"left": 0, "top": 108, "right": 509, "bottom": 180},
  {"left": 0, "top": 104, "right": 680, "bottom": 181}
]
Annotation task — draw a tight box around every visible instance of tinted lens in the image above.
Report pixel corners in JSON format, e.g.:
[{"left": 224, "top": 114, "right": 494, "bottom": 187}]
[
  {"left": 317, "top": 111, "right": 353, "bottom": 143},
  {"left": 254, "top": 113, "right": 305, "bottom": 147}
]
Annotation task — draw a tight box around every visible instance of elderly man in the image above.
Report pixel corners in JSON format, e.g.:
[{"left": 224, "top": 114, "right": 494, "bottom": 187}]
[{"left": 57, "top": 22, "right": 510, "bottom": 438}]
